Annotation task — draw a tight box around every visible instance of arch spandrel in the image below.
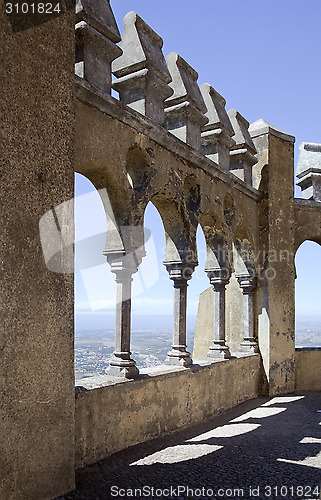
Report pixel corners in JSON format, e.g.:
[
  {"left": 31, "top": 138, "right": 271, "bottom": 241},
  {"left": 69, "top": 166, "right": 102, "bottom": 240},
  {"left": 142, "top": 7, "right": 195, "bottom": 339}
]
[
  {"left": 150, "top": 192, "right": 198, "bottom": 264},
  {"left": 198, "top": 212, "right": 229, "bottom": 271},
  {"left": 233, "top": 224, "right": 256, "bottom": 277}
]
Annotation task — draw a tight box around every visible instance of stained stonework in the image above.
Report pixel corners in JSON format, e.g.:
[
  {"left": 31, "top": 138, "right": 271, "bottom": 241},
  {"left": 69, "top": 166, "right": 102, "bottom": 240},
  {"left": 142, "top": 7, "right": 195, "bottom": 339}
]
[
  {"left": 1, "top": 1, "right": 321, "bottom": 498},
  {"left": 1, "top": 7, "right": 75, "bottom": 500}
]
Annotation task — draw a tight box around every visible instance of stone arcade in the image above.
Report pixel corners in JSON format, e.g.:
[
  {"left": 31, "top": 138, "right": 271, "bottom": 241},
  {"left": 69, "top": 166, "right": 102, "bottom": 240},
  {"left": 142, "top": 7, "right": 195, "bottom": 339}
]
[{"left": 1, "top": 1, "right": 321, "bottom": 498}]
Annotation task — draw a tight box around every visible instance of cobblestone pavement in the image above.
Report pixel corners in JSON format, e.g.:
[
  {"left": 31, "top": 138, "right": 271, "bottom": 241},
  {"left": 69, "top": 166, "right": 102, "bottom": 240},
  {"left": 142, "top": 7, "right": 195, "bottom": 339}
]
[{"left": 60, "top": 392, "right": 321, "bottom": 500}]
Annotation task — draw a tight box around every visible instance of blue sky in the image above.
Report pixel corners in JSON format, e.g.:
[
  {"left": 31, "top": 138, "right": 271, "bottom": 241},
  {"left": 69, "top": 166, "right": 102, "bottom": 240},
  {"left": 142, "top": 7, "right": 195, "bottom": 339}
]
[{"left": 75, "top": 0, "right": 321, "bottom": 329}]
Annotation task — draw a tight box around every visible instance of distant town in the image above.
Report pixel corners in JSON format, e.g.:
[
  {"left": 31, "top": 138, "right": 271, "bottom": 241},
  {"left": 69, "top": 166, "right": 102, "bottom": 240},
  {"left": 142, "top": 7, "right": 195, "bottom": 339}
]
[
  {"left": 75, "top": 318, "right": 321, "bottom": 381},
  {"left": 75, "top": 329, "right": 195, "bottom": 380}
]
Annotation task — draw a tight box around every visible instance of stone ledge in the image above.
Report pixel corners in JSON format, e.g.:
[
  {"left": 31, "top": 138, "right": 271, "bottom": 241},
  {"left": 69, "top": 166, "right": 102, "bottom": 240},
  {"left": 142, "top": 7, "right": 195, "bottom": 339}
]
[
  {"left": 75, "top": 354, "right": 260, "bottom": 391},
  {"left": 295, "top": 346, "right": 321, "bottom": 351},
  {"left": 294, "top": 198, "right": 321, "bottom": 209},
  {"left": 249, "top": 118, "right": 295, "bottom": 143}
]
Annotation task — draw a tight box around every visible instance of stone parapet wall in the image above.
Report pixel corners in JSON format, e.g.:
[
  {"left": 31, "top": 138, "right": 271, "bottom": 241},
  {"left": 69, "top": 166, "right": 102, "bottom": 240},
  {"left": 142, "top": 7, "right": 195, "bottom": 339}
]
[
  {"left": 295, "top": 348, "right": 321, "bottom": 391},
  {"left": 75, "top": 355, "right": 262, "bottom": 468}
]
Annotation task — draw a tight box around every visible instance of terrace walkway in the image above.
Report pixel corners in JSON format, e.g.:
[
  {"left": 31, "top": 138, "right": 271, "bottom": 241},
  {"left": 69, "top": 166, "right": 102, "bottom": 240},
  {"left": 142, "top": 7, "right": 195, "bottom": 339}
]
[{"left": 60, "top": 392, "right": 321, "bottom": 500}]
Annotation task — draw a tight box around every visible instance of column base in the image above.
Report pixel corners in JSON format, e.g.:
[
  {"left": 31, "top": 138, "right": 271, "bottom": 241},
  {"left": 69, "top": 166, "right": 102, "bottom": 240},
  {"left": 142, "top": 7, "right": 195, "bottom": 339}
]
[
  {"left": 165, "top": 347, "right": 192, "bottom": 367},
  {"left": 207, "top": 344, "right": 231, "bottom": 360},
  {"left": 239, "top": 341, "right": 259, "bottom": 354},
  {"left": 106, "top": 354, "right": 139, "bottom": 378},
  {"left": 106, "top": 364, "right": 139, "bottom": 378}
]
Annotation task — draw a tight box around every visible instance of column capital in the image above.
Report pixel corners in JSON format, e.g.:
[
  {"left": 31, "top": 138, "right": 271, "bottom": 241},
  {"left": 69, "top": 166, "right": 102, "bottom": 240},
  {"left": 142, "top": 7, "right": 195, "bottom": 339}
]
[
  {"left": 206, "top": 268, "right": 231, "bottom": 287},
  {"left": 237, "top": 275, "right": 257, "bottom": 292},
  {"left": 163, "top": 260, "right": 197, "bottom": 282},
  {"left": 105, "top": 248, "right": 145, "bottom": 276}
]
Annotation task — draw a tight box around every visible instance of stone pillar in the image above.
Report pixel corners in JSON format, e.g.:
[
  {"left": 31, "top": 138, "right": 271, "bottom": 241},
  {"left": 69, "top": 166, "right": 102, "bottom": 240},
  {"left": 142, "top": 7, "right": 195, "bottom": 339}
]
[
  {"left": 249, "top": 119, "right": 296, "bottom": 395},
  {"left": 106, "top": 254, "right": 139, "bottom": 378},
  {"left": 296, "top": 142, "right": 321, "bottom": 201},
  {"left": 1, "top": 6, "right": 75, "bottom": 500},
  {"left": 238, "top": 276, "right": 258, "bottom": 353},
  {"left": 112, "top": 12, "right": 173, "bottom": 125},
  {"left": 164, "top": 262, "right": 196, "bottom": 366},
  {"left": 206, "top": 270, "right": 231, "bottom": 360}
]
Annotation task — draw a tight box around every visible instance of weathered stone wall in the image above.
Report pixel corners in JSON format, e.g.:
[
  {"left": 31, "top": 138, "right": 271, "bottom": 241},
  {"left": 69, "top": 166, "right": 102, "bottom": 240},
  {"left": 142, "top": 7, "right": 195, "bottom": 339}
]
[
  {"left": 75, "top": 355, "right": 262, "bottom": 468},
  {"left": 0, "top": 8, "right": 75, "bottom": 500},
  {"left": 248, "top": 125, "right": 296, "bottom": 396},
  {"left": 294, "top": 200, "right": 321, "bottom": 250},
  {"left": 295, "top": 348, "right": 321, "bottom": 391}
]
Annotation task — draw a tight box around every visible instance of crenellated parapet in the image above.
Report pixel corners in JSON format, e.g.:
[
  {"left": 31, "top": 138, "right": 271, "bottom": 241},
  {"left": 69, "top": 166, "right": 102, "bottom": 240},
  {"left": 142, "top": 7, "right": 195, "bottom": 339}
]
[
  {"left": 228, "top": 109, "right": 258, "bottom": 185},
  {"left": 112, "top": 12, "right": 173, "bottom": 125},
  {"left": 296, "top": 142, "right": 321, "bottom": 201},
  {"left": 74, "top": 2, "right": 261, "bottom": 188},
  {"left": 75, "top": 0, "right": 122, "bottom": 93},
  {"left": 200, "top": 83, "right": 235, "bottom": 171},
  {"left": 164, "top": 53, "right": 208, "bottom": 150}
]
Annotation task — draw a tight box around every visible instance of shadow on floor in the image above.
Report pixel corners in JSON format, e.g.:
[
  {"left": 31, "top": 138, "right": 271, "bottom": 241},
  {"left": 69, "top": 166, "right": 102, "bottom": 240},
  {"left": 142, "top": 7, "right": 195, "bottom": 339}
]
[{"left": 60, "top": 392, "right": 321, "bottom": 500}]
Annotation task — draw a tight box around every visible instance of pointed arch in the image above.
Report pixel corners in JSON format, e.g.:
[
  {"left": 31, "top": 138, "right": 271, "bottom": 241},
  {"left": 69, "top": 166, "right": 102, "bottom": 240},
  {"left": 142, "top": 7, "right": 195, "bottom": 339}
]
[
  {"left": 74, "top": 173, "right": 117, "bottom": 380},
  {"left": 295, "top": 239, "right": 321, "bottom": 347}
]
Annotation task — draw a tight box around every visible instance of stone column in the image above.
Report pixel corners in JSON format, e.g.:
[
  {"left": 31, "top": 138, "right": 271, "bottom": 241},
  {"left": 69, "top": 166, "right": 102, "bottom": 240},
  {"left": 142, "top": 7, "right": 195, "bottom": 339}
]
[
  {"left": 238, "top": 276, "right": 258, "bottom": 353},
  {"left": 206, "top": 270, "right": 231, "bottom": 360},
  {"left": 106, "top": 254, "right": 139, "bottom": 378},
  {"left": 1, "top": 6, "right": 75, "bottom": 499},
  {"left": 164, "top": 262, "right": 196, "bottom": 366}
]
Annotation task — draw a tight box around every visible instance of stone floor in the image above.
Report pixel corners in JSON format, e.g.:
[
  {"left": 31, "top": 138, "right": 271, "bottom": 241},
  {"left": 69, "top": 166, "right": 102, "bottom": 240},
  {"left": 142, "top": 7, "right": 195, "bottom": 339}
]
[{"left": 60, "top": 392, "right": 321, "bottom": 500}]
